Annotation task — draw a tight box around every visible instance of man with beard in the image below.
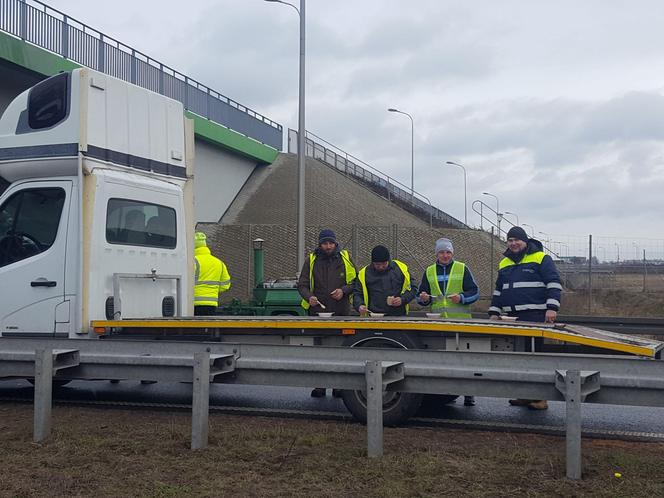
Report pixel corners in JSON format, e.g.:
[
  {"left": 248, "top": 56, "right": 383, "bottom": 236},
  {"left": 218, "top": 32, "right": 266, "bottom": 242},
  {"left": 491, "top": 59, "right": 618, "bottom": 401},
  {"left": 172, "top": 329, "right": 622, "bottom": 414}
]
[
  {"left": 298, "top": 229, "right": 357, "bottom": 397},
  {"left": 488, "top": 226, "right": 562, "bottom": 410},
  {"left": 353, "top": 245, "right": 417, "bottom": 317}
]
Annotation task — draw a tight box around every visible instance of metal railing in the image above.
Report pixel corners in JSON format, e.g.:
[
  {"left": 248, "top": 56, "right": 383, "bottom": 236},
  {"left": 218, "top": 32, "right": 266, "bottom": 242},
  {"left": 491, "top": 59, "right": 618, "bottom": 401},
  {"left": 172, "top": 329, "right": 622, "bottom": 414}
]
[
  {"left": 288, "top": 129, "right": 467, "bottom": 229},
  {"left": 0, "top": 0, "right": 283, "bottom": 150}
]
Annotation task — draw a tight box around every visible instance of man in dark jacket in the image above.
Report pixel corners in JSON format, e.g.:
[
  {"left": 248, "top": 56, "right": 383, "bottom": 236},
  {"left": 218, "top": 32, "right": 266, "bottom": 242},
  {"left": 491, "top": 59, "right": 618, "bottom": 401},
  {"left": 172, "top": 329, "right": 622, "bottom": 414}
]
[
  {"left": 488, "top": 226, "right": 562, "bottom": 410},
  {"left": 353, "top": 245, "right": 417, "bottom": 316},
  {"left": 298, "top": 229, "right": 356, "bottom": 316},
  {"left": 298, "top": 229, "right": 356, "bottom": 397}
]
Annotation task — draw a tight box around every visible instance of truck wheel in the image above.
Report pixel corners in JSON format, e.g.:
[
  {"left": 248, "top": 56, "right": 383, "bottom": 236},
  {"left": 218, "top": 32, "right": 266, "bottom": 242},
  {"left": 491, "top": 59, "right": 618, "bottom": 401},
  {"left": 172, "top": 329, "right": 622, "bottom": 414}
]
[
  {"left": 417, "top": 394, "right": 460, "bottom": 416},
  {"left": 340, "top": 332, "right": 424, "bottom": 426}
]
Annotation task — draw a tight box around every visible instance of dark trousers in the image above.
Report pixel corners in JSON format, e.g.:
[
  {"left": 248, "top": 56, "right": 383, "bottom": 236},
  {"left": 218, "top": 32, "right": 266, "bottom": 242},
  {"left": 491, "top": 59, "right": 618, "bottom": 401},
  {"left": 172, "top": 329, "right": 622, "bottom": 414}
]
[{"left": 194, "top": 305, "right": 217, "bottom": 316}]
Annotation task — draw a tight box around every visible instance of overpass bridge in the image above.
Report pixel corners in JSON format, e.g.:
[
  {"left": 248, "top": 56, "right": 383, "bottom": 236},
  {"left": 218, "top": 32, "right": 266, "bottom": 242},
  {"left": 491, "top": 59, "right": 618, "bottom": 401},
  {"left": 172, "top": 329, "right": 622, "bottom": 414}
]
[{"left": 0, "top": 0, "right": 470, "bottom": 231}]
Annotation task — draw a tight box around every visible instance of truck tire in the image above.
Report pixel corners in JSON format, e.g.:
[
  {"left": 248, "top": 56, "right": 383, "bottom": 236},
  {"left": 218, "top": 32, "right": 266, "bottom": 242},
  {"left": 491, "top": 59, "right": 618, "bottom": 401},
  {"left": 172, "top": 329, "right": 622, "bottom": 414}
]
[
  {"left": 340, "top": 331, "right": 424, "bottom": 426},
  {"left": 417, "top": 394, "right": 460, "bottom": 416}
]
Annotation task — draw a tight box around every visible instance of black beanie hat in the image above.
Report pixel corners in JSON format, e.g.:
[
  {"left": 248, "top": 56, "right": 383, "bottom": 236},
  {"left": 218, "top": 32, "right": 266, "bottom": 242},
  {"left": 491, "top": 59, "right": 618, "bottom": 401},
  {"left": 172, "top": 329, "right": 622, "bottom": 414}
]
[
  {"left": 507, "top": 226, "right": 529, "bottom": 242},
  {"left": 371, "top": 245, "right": 391, "bottom": 262},
  {"left": 318, "top": 229, "right": 337, "bottom": 244}
]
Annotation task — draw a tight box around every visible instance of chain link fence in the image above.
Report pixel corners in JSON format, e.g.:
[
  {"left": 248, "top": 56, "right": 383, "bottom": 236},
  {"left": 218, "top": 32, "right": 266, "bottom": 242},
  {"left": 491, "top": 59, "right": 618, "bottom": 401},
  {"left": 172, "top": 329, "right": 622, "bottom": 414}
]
[
  {"left": 196, "top": 224, "right": 664, "bottom": 317},
  {"left": 198, "top": 223, "right": 503, "bottom": 309}
]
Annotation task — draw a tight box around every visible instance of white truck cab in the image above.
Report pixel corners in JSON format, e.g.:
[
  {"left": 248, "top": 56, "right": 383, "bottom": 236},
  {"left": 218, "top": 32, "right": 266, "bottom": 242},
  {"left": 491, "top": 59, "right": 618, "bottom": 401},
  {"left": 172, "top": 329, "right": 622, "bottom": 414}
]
[{"left": 0, "top": 68, "right": 195, "bottom": 337}]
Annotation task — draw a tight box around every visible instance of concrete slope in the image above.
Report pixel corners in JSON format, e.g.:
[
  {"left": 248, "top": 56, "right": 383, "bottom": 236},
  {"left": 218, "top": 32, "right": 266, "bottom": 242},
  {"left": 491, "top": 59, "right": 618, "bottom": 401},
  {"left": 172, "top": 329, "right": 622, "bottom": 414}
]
[{"left": 222, "top": 153, "right": 429, "bottom": 227}]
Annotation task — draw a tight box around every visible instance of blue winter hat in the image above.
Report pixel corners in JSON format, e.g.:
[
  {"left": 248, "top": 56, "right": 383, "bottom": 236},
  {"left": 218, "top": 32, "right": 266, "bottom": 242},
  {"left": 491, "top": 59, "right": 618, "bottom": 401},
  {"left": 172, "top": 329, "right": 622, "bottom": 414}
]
[{"left": 318, "top": 229, "right": 337, "bottom": 244}]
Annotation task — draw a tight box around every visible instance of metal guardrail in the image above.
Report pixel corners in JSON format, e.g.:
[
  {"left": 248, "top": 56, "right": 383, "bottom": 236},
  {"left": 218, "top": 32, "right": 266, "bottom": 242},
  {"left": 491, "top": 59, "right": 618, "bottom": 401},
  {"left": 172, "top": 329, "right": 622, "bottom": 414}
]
[
  {"left": 288, "top": 129, "right": 467, "bottom": 229},
  {"left": 0, "top": 0, "right": 283, "bottom": 149},
  {"left": 2, "top": 337, "right": 664, "bottom": 479}
]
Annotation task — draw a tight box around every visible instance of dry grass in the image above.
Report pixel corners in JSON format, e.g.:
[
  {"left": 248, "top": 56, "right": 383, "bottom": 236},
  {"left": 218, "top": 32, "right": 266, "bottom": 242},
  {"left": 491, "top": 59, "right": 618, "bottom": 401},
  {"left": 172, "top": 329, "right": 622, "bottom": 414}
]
[{"left": 1, "top": 403, "right": 663, "bottom": 497}]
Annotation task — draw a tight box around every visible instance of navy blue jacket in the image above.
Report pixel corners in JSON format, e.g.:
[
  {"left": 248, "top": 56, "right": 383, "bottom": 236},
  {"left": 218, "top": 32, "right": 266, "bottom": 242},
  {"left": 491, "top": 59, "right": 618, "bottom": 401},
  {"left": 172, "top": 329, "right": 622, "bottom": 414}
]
[{"left": 488, "top": 239, "right": 562, "bottom": 319}]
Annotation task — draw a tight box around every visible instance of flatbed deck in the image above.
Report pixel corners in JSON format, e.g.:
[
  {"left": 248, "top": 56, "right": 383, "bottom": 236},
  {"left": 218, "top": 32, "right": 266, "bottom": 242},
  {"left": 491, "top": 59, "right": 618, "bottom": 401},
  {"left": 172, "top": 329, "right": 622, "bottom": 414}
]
[{"left": 92, "top": 316, "right": 664, "bottom": 358}]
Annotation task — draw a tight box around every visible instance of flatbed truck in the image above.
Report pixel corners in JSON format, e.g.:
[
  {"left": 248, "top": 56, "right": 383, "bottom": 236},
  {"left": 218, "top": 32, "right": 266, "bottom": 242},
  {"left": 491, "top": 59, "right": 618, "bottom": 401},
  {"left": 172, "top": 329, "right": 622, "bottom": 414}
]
[{"left": 0, "top": 69, "right": 661, "bottom": 424}]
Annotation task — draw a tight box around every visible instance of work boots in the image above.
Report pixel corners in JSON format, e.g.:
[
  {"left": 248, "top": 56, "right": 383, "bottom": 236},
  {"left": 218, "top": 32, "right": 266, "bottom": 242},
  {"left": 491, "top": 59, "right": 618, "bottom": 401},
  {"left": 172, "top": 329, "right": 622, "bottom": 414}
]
[{"left": 527, "top": 400, "right": 549, "bottom": 410}]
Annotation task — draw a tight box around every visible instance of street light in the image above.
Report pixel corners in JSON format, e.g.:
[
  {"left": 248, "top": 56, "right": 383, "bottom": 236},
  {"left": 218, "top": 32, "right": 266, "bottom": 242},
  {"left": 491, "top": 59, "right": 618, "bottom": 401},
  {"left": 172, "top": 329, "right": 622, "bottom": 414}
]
[
  {"left": 504, "top": 211, "right": 519, "bottom": 226},
  {"left": 445, "top": 161, "right": 467, "bottom": 225},
  {"left": 265, "top": 0, "right": 306, "bottom": 274},
  {"left": 522, "top": 223, "right": 535, "bottom": 237},
  {"left": 615, "top": 242, "right": 620, "bottom": 263},
  {"left": 482, "top": 192, "right": 501, "bottom": 235},
  {"left": 388, "top": 108, "right": 414, "bottom": 200}
]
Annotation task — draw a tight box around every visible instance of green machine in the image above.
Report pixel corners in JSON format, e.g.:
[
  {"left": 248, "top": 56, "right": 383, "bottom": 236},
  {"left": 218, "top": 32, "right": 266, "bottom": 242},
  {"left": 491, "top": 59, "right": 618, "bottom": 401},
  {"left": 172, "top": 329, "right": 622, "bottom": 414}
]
[{"left": 219, "top": 239, "right": 306, "bottom": 316}]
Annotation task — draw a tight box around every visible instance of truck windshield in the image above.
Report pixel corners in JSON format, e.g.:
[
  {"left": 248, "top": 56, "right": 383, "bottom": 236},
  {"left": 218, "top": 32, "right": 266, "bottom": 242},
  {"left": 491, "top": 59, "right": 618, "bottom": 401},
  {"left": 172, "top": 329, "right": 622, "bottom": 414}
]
[{"left": 106, "top": 198, "right": 176, "bottom": 249}]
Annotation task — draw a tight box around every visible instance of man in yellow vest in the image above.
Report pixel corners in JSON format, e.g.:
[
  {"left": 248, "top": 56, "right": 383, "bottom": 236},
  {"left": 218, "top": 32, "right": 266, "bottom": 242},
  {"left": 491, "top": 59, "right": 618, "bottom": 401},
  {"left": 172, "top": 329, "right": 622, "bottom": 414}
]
[
  {"left": 353, "top": 245, "right": 416, "bottom": 317},
  {"left": 297, "top": 229, "right": 357, "bottom": 317},
  {"left": 418, "top": 237, "right": 480, "bottom": 406},
  {"left": 193, "top": 232, "right": 231, "bottom": 316},
  {"left": 418, "top": 238, "right": 479, "bottom": 318},
  {"left": 297, "top": 229, "right": 357, "bottom": 398}
]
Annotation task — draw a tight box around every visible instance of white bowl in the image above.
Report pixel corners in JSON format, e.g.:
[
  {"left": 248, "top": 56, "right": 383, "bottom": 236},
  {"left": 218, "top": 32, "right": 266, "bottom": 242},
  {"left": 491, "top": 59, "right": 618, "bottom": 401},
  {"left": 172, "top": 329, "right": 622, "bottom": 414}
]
[
  {"left": 500, "top": 316, "right": 518, "bottom": 322},
  {"left": 317, "top": 312, "right": 334, "bottom": 318},
  {"left": 369, "top": 312, "right": 385, "bottom": 318},
  {"left": 426, "top": 313, "right": 441, "bottom": 319}
]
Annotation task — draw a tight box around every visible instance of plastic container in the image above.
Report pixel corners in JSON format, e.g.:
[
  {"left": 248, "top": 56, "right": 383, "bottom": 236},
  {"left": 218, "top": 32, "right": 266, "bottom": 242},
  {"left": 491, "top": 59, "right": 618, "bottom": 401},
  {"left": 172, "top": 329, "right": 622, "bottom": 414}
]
[
  {"left": 500, "top": 316, "right": 518, "bottom": 322},
  {"left": 317, "top": 312, "right": 334, "bottom": 318},
  {"left": 369, "top": 312, "right": 385, "bottom": 318},
  {"left": 426, "top": 313, "right": 441, "bottom": 319}
]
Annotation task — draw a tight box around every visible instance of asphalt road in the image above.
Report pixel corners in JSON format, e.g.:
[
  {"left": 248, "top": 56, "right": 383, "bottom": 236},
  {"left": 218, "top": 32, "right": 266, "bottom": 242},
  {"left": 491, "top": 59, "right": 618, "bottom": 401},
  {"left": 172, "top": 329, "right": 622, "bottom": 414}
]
[{"left": 1, "top": 379, "right": 663, "bottom": 438}]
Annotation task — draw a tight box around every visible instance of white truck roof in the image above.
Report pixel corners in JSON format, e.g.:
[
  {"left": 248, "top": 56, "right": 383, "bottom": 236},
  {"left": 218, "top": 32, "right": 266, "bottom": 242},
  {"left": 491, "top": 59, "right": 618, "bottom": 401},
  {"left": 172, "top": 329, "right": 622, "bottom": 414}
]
[{"left": 0, "top": 68, "right": 186, "bottom": 182}]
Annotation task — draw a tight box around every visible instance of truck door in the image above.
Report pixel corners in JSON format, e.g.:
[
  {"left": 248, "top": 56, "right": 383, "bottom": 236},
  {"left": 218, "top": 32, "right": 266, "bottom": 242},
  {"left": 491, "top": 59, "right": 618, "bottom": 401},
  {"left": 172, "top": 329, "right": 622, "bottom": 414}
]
[{"left": 0, "top": 181, "right": 71, "bottom": 335}]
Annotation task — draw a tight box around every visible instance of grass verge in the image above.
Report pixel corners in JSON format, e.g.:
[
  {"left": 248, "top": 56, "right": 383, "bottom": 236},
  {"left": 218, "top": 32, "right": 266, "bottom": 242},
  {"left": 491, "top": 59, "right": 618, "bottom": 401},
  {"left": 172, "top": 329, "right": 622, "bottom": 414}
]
[{"left": 1, "top": 403, "right": 663, "bottom": 497}]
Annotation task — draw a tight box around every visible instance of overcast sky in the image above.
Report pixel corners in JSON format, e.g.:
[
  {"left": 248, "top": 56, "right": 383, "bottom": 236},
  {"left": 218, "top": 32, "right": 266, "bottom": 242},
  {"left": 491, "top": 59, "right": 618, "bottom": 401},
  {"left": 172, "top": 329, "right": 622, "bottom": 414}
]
[{"left": 45, "top": 0, "right": 664, "bottom": 258}]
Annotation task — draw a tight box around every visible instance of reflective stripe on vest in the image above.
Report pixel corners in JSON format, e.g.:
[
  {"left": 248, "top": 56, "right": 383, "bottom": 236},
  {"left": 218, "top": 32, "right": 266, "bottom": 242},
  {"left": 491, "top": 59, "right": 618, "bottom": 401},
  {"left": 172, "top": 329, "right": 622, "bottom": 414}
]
[
  {"left": 357, "top": 259, "right": 411, "bottom": 312},
  {"left": 425, "top": 261, "right": 471, "bottom": 318},
  {"left": 499, "top": 251, "right": 545, "bottom": 270},
  {"left": 301, "top": 249, "right": 356, "bottom": 310}
]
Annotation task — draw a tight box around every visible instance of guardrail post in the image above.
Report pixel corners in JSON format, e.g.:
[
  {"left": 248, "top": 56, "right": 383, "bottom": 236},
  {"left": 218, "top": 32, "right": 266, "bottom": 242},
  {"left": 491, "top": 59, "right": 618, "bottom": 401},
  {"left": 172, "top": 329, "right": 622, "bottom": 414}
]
[
  {"left": 191, "top": 351, "right": 211, "bottom": 449},
  {"left": 564, "top": 370, "right": 582, "bottom": 479},
  {"left": 365, "top": 360, "right": 383, "bottom": 457},
  {"left": 34, "top": 349, "right": 53, "bottom": 442}
]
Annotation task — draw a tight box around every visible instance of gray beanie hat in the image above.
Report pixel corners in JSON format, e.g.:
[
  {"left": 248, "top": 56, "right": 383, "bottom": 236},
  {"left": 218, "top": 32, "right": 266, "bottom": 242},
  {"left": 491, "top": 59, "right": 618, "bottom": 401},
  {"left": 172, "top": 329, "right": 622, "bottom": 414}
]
[{"left": 435, "top": 238, "right": 454, "bottom": 254}]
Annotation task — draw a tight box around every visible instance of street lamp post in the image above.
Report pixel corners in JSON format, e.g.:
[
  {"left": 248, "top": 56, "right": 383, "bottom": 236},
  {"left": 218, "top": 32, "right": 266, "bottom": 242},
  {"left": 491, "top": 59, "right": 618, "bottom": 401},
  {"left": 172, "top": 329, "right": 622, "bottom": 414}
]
[
  {"left": 522, "top": 223, "right": 535, "bottom": 237},
  {"left": 615, "top": 242, "right": 620, "bottom": 263},
  {"left": 388, "top": 108, "right": 414, "bottom": 201},
  {"left": 445, "top": 161, "right": 467, "bottom": 225},
  {"left": 482, "top": 192, "right": 501, "bottom": 236},
  {"left": 265, "top": 0, "right": 306, "bottom": 274},
  {"left": 504, "top": 211, "right": 519, "bottom": 226}
]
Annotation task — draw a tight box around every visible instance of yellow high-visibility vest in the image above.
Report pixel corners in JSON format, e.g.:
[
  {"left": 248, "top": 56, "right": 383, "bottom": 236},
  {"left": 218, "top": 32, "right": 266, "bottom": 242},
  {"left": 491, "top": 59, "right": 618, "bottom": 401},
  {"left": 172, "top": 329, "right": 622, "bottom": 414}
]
[
  {"left": 194, "top": 246, "right": 231, "bottom": 307},
  {"left": 357, "top": 259, "right": 411, "bottom": 313},
  {"left": 301, "top": 249, "right": 356, "bottom": 310},
  {"left": 426, "top": 261, "right": 471, "bottom": 318}
]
